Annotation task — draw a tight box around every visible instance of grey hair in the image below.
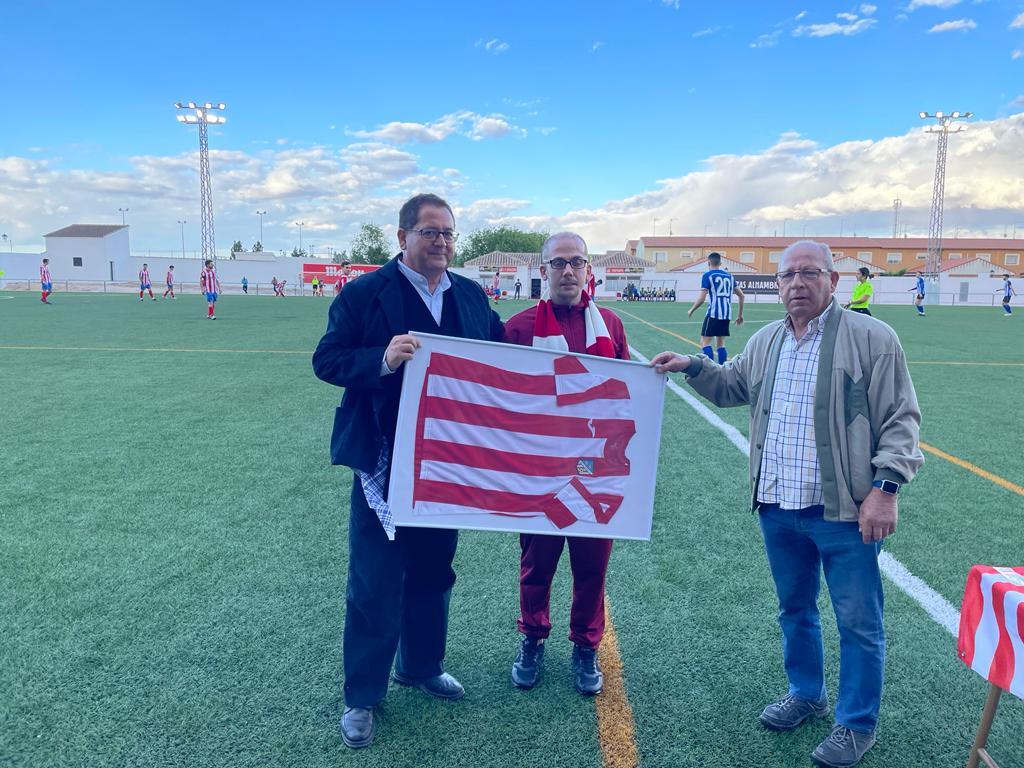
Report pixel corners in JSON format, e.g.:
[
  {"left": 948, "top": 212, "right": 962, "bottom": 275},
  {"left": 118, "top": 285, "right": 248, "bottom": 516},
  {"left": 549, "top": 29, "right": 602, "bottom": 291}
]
[
  {"left": 541, "top": 231, "right": 588, "bottom": 261},
  {"left": 780, "top": 239, "right": 835, "bottom": 271}
]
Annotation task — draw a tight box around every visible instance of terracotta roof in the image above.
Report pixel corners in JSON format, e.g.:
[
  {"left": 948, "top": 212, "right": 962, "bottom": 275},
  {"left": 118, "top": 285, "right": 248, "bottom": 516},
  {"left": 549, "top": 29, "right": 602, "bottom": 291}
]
[
  {"left": 44, "top": 224, "right": 128, "bottom": 238},
  {"left": 670, "top": 255, "right": 757, "bottom": 273},
  {"left": 636, "top": 235, "right": 1024, "bottom": 250},
  {"left": 940, "top": 256, "right": 1006, "bottom": 274},
  {"left": 591, "top": 250, "right": 654, "bottom": 268},
  {"left": 463, "top": 251, "right": 539, "bottom": 267}
]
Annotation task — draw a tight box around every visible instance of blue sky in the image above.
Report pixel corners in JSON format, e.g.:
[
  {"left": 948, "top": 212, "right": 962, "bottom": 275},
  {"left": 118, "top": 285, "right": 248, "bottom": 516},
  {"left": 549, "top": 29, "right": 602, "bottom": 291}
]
[{"left": 2, "top": 0, "right": 1023, "bottom": 254}]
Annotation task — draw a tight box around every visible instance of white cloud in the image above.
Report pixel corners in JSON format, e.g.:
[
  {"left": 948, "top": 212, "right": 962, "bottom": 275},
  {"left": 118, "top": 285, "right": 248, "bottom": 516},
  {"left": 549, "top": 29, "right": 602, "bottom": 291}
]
[
  {"left": 486, "top": 115, "right": 1024, "bottom": 250},
  {"left": 860, "top": 4, "right": 878, "bottom": 15},
  {"left": 476, "top": 37, "right": 510, "bottom": 54},
  {"left": 1013, "top": 95, "right": 1024, "bottom": 107},
  {"left": 794, "top": 17, "right": 876, "bottom": 36},
  {"left": 348, "top": 111, "right": 525, "bottom": 144},
  {"left": 1010, "top": 12, "right": 1024, "bottom": 29},
  {"left": 661, "top": 0, "right": 680, "bottom": 8},
  {"left": 837, "top": 12, "right": 859, "bottom": 21},
  {"left": 795, "top": 10, "right": 807, "bottom": 20},
  {"left": 590, "top": 41, "right": 605, "bottom": 53},
  {"left": 927, "top": 18, "right": 977, "bottom": 32},
  {"left": 750, "top": 30, "right": 782, "bottom": 48},
  {"left": 1013, "top": 49, "right": 1023, "bottom": 59},
  {"left": 536, "top": 127, "right": 558, "bottom": 136},
  {"left": 692, "top": 26, "right": 720, "bottom": 37},
  {"left": 908, "top": 0, "right": 961, "bottom": 9}
]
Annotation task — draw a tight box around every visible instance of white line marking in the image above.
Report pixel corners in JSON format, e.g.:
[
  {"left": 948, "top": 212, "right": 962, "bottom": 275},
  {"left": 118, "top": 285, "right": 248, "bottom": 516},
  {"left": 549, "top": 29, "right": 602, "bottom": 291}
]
[{"left": 629, "top": 345, "right": 960, "bottom": 637}]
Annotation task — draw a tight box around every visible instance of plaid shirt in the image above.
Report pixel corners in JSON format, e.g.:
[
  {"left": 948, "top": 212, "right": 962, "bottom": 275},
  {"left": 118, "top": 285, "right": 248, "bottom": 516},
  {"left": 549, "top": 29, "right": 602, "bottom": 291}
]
[
  {"left": 357, "top": 439, "right": 395, "bottom": 540},
  {"left": 757, "top": 304, "right": 832, "bottom": 509}
]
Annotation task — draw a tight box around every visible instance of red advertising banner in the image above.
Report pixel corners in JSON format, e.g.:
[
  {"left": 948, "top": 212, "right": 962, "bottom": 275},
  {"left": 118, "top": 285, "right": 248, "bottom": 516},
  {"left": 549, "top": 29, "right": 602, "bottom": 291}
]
[
  {"left": 606, "top": 267, "right": 644, "bottom": 274},
  {"left": 301, "top": 262, "right": 380, "bottom": 283},
  {"left": 499, "top": 266, "right": 518, "bottom": 273}
]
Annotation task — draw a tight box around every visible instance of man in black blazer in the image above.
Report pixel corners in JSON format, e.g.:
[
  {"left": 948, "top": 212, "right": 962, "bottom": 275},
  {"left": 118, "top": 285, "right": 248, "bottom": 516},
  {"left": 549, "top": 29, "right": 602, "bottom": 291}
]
[{"left": 313, "top": 193, "right": 503, "bottom": 749}]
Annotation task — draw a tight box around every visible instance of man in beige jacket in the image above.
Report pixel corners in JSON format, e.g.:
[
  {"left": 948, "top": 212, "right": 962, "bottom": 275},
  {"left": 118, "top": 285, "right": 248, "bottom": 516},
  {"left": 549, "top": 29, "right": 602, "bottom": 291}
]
[{"left": 651, "top": 240, "right": 923, "bottom": 768}]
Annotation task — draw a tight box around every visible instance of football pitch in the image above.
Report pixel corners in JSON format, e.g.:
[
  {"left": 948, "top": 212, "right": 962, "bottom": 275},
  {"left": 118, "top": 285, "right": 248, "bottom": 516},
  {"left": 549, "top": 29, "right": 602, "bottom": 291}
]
[{"left": 1, "top": 290, "right": 1022, "bottom": 768}]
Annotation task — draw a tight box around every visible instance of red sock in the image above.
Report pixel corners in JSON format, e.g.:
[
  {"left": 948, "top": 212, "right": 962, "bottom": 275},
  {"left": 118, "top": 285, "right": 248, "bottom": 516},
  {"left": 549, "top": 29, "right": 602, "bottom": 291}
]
[
  {"left": 140, "top": 291, "right": 144, "bottom": 298},
  {"left": 208, "top": 305, "right": 214, "bottom": 317}
]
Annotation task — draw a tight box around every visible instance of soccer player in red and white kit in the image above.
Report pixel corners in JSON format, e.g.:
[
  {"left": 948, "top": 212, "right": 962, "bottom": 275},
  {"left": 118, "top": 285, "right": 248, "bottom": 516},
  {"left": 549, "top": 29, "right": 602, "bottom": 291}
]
[
  {"left": 139, "top": 264, "right": 156, "bottom": 301},
  {"left": 200, "top": 260, "right": 221, "bottom": 319},
  {"left": 163, "top": 265, "right": 176, "bottom": 299},
  {"left": 40, "top": 258, "right": 53, "bottom": 303}
]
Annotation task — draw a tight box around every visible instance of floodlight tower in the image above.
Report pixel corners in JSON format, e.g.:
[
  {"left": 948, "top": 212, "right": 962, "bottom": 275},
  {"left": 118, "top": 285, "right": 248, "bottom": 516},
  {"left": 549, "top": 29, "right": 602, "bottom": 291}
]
[
  {"left": 175, "top": 101, "right": 226, "bottom": 263},
  {"left": 892, "top": 198, "right": 901, "bottom": 238},
  {"left": 919, "top": 110, "right": 971, "bottom": 283}
]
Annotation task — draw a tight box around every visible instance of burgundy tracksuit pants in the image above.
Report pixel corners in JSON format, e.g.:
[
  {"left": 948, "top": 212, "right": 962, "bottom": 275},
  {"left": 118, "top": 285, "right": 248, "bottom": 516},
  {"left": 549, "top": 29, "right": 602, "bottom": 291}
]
[{"left": 517, "top": 533, "right": 614, "bottom": 649}]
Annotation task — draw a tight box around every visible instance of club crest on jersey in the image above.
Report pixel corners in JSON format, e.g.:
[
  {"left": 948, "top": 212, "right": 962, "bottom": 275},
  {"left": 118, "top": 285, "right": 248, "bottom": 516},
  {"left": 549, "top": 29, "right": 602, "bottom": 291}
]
[{"left": 576, "top": 458, "right": 595, "bottom": 476}]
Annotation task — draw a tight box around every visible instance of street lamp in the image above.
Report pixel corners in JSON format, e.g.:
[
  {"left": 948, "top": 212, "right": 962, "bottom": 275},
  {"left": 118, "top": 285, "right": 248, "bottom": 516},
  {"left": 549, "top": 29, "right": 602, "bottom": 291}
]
[
  {"left": 256, "top": 210, "right": 267, "bottom": 247},
  {"left": 652, "top": 217, "right": 658, "bottom": 236},
  {"left": 118, "top": 207, "right": 129, "bottom": 224},
  {"left": 703, "top": 223, "right": 712, "bottom": 237},
  {"left": 668, "top": 218, "right": 675, "bottom": 236},
  {"left": 726, "top": 218, "right": 735, "bottom": 236},
  {"left": 295, "top": 221, "right": 305, "bottom": 253},
  {"left": 177, "top": 219, "right": 187, "bottom": 259},
  {"left": 1, "top": 233, "right": 11, "bottom": 251}
]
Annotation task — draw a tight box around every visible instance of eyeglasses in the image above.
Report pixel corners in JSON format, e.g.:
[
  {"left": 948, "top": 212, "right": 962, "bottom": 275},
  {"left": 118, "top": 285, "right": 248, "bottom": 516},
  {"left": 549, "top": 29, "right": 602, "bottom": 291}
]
[
  {"left": 407, "top": 227, "right": 459, "bottom": 243},
  {"left": 775, "top": 268, "right": 830, "bottom": 283},
  {"left": 547, "top": 257, "right": 588, "bottom": 270}
]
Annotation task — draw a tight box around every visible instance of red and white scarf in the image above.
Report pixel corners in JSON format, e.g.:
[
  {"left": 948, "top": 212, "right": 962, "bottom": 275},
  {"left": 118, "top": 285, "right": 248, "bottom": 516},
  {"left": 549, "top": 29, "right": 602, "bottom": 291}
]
[{"left": 531, "top": 293, "right": 616, "bottom": 358}]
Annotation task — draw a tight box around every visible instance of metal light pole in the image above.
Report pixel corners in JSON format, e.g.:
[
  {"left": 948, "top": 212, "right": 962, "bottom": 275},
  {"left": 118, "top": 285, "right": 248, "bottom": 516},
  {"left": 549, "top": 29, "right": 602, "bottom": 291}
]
[
  {"left": 668, "top": 218, "right": 675, "bottom": 236},
  {"left": 118, "top": 207, "right": 129, "bottom": 225},
  {"left": 920, "top": 110, "right": 971, "bottom": 282},
  {"left": 175, "top": 101, "right": 226, "bottom": 262},
  {"left": 892, "top": 198, "right": 902, "bottom": 239},
  {"left": 652, "top": 217, "right": 658, "bottom": 236},
  {"left": 256, "top": 210, "right": 267, "bottom": 247},
  {"left": 177, "top": 219, "right": 187, "bottom": 259},
  {"left": 703, "top": 223, "right": 711, "bottom": 237},
  {"left": 295, "top": 221, "right": 305, "bottom": 253},
  {"left": 1, "top": 233, "right": 11, "bottom": 251},
  {"left": 726, "top": 218, "right": 735, "bottom": 237}
]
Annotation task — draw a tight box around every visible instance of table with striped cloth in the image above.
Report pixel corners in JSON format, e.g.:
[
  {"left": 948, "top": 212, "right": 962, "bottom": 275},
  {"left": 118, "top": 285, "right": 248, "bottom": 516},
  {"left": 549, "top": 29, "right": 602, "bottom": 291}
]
[{"left": 959, "top": 565, "right": 1024, "bottom": 699}]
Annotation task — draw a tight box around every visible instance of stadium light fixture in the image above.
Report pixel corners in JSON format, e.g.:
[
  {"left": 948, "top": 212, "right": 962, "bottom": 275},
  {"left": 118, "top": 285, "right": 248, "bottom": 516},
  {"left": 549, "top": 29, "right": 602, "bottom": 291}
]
[
  {"left": 919, "top": 109, "right": 973, "bottom": 286},
  {"left": 174, "top": 100, "right": 227, "bottom": 263}
]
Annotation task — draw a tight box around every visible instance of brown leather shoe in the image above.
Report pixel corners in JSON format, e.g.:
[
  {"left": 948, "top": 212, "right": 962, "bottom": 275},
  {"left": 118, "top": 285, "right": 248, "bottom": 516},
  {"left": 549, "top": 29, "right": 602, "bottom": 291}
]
[{"left": 340, "top": 706, "right": 374, "bottom": 748}]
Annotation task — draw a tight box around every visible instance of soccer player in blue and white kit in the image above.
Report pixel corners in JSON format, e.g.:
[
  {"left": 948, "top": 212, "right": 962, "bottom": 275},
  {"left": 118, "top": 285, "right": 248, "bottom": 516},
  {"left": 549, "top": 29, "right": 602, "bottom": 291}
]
[
  {"left": 908, "top": 271, "right": 926, "bottom": 316},
  {"left": 687, "top": 251, "right": 745, "bottom": 362},
  {"left": 998, "top": 274, "right": 1015, "bottom": 316}
]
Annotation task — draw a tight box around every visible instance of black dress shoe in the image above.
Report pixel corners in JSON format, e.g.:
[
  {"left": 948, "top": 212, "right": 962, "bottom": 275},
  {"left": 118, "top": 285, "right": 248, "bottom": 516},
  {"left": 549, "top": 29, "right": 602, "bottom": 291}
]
[
  {"left": 392, "top": 671, "right": 465, "bottom": 700},
  {"left": 340, "top": 706, "right": 375, "bottom": 748}
]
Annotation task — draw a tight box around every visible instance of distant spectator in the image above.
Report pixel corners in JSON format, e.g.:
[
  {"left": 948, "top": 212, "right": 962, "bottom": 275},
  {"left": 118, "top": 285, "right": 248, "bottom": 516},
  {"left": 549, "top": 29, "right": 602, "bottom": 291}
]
[{"left": 242, "top": 276, "right": 248, "bottom": 295}]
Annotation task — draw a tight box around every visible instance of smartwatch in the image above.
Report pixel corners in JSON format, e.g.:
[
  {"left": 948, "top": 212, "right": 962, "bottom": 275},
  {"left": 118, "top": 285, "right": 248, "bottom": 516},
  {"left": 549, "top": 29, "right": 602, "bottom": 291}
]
[{"left": 872, "top": 479, "right": 901, "bottom": 495}]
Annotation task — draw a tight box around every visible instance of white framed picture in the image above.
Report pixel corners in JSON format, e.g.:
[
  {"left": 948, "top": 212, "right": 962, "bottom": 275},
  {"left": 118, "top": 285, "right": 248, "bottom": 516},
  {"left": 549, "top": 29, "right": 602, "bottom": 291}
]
[{"left": 389, "top": 332, "right": 665, "bottom": 540}]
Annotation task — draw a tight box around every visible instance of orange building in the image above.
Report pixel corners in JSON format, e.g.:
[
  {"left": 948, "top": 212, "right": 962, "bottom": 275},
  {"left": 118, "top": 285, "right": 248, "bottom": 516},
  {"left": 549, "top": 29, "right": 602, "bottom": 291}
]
[{"left": 628, "top": 236, "right": 1024, "bottom": 276}]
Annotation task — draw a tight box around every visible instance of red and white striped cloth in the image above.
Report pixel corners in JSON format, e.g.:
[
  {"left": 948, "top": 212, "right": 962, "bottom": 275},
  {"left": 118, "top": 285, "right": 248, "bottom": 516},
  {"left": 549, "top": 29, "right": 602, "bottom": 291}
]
[
  {"left": 411, "top": 352, "right": 635, "bottom": 530},
  {"left": 958, "top": 565, "right": 1024, "bottom": 699},
  {"left": 531, "top": 293, "right": 616, "bottom": 358}
]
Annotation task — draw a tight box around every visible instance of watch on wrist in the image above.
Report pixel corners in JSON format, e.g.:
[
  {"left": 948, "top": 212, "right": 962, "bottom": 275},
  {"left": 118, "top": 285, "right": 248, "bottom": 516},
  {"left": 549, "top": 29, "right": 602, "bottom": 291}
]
[{"left": 872, "top": 479, "right": 901, "bottom": 495}]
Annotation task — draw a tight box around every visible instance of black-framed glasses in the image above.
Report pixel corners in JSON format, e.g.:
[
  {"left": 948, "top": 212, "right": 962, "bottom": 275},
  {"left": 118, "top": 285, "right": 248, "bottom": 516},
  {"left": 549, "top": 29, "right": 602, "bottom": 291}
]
[
  {"left": 407, "top": 227, "right": 459, "bottom": 243},
  {"left": 547, "top": 257, "right": 588, "bottom": 270},
  {"left": 775, "top": 268, "right": 830, "bottom": 283}
]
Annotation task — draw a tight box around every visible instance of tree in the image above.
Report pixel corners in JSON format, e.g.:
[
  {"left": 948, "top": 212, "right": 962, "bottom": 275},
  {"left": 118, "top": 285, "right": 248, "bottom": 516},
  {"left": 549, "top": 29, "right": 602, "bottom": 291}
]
[
  {"left": 252, "top": 241, "right": 263, "bottom": 252},
  {"left": 350, "top": 223, "right": 392, "bottom": 265},
  {"left": 454, "top": 226, "right": 549, "bottom": 266},
  {"left": 332, "top": 248, "right": 349, "bottom": 264},
  {"left": 231, "top": 240, "right": 243, "bottom": 253},
  {"left": 290, "top": 247, "right": 307, "bottom": 258}
]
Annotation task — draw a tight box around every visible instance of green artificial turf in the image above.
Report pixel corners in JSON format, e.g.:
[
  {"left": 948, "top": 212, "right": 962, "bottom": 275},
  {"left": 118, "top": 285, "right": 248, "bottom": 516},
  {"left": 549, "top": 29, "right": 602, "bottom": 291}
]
[{"left": 1, "top": 290, "right": 1021, "bottom": 768}]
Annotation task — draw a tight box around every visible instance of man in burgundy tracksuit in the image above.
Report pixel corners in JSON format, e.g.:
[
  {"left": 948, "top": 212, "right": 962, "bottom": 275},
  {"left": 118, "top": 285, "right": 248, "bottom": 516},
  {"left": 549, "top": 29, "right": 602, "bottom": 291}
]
[{"left": 502, "top": 231, "right": 630, "bottom": 695}]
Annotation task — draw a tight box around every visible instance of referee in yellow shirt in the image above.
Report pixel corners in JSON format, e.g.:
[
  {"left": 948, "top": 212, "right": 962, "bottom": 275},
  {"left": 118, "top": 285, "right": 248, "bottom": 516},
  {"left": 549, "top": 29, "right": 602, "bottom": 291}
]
[{"left": 844, "top": 267, "right": 873, "bottom": 315}]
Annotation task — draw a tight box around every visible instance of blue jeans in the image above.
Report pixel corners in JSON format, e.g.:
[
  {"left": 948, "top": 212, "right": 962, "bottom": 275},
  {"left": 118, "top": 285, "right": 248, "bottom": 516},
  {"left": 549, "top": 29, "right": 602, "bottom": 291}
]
[{"left": 758, "top": 504, "right": 885, "bottom": 733}]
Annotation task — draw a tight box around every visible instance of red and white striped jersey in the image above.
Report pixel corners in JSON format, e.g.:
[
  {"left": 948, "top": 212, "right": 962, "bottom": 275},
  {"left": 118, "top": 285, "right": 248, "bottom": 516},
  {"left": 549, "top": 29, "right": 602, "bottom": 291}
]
[
  {"left": 200, "top": 268, "right": 219, "bottom": 293},
  {"left": 40, "top": 264, "right": 51, "bottom": 283},
  {"left": 139, "top": 268, "right": 150, "bottom": 284},
  {"left": 411, "top": 352, "right": 635, "bottom": 530},
  {"left": 959, "top": 565, "right": 1024, "bottom": 699},
  {"left": 166, "top": 270, "right": 174, "bottom": 284}
]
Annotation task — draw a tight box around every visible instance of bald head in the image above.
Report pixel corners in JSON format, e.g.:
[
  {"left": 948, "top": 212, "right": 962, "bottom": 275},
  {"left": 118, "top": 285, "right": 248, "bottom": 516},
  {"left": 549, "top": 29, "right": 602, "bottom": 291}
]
[
  {"left": 779, "top": 239, "right": 834, "bottom": 272},
  {"left": 541, "top": 231, "right": 588, "bottom": 261}
]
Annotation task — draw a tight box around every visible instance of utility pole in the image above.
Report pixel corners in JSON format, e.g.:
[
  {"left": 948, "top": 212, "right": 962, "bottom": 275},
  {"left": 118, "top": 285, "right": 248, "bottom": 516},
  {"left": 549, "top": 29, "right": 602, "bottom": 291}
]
[
  {"left": 175, "top": 101, "right": 226, "bottom": 262},
  {"left": 920, "top": 110, "right": 971, "bottom": 284}
]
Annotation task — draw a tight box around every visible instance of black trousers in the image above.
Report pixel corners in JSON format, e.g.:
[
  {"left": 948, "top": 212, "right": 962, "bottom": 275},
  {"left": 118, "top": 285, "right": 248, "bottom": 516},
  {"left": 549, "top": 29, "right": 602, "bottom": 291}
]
[{"left": 343, "top": 479, "right": 459, "bottom": 707}]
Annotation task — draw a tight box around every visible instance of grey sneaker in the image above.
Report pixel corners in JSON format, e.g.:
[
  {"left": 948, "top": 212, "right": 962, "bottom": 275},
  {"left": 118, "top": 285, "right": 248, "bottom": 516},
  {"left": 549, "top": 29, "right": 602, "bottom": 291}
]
[
  {"left": 511, "top": 635, "right": 545, "bottom": 689},
  {"left": 811, "top": 725, "right": 877, "bottom": 767},
  {"left": 759, "top": 693, "right": 830, "bottom": 731},
  {"left": 571, "top": 644, "right": 603, "bottom": 695}
]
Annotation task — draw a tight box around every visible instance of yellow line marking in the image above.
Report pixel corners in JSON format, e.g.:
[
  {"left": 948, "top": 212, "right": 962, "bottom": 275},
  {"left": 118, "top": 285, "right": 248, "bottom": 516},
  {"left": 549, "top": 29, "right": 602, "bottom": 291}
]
[
  {"left": 919, "top": 441, "right": 1024, "bottom": 496},
  {"left": 617, "top": 309, "right": 703, "bottom": 351},
  {"left": 0, "top": 345, "right": 308, "bottom": 355},
  {"left": 596, "top": 601, "right": 639, "bottom": 768}
]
